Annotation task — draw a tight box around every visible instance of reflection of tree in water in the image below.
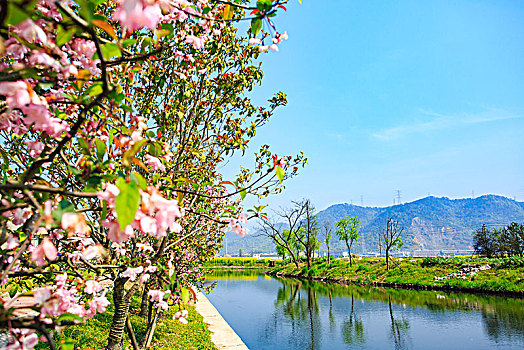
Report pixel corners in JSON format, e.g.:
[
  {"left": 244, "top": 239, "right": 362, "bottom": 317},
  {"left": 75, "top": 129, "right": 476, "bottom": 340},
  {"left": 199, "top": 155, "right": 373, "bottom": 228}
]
[
  {"left": 388, "top": 296, "right": 411, "bottom": 350},
  {"left": 341, "top": 293, "right": 365, "bottom": 347},
  {"left": 269, "top": 279, "right": 322, "bottom": 349},
  {"left": 264, "top": 276, "right": 524, "bottom": 349},
  {"left": 480, "top": 300, "right": 524, "bottom": 345}
]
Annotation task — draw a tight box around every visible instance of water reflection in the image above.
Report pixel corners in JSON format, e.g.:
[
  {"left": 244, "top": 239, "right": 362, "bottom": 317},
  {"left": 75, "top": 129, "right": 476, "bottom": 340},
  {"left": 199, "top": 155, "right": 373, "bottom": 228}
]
[{"left": 205, "top": 273, "right": 524, "bottom": 350}]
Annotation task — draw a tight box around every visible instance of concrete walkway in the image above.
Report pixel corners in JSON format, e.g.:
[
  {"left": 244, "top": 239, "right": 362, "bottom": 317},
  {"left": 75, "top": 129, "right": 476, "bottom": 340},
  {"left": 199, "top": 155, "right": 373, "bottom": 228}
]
[{"left": 195, "top": 292, "right": 249, "bottom": 350}]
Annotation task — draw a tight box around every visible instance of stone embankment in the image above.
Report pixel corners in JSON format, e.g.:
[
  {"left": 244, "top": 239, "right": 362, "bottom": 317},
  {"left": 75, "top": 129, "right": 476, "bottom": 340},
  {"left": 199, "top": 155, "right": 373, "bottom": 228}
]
[{"left": 194, "top": 292, "right": 249, "bottom": 350}]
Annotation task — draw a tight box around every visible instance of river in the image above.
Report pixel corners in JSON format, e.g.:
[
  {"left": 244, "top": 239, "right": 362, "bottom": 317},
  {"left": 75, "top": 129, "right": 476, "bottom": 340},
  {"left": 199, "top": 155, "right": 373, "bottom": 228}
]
[{"left": 205, "top": 271, "right": 524, "bottom": 350}]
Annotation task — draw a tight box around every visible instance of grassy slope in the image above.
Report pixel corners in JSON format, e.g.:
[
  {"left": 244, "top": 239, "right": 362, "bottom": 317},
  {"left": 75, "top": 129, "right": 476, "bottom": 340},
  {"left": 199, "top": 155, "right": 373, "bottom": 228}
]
[
  {"left": 268, "top": 257, "right": 524, "bottom": 292},
  {"left": 41, "top": 293, "right": 217, "bottom": 350}
]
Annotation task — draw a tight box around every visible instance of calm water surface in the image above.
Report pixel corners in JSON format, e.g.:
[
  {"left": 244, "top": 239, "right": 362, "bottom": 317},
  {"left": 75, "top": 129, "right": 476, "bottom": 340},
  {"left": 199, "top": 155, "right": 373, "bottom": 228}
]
[{"left": 205, "top": 271, "right": 524, "bottom": 350}]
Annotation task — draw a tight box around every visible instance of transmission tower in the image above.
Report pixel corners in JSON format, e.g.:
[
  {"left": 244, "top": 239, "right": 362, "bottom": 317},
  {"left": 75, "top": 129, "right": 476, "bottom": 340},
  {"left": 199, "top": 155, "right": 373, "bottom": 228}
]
[{"left": 396, "top": 190, "right": 402, "bottom": 204}]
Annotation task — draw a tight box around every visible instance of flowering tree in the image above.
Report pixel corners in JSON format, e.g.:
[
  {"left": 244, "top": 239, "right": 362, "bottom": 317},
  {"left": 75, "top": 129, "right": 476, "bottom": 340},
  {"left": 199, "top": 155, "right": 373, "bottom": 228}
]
[{"left": 0, "top": 0, "right": 305, "bottom": 349}]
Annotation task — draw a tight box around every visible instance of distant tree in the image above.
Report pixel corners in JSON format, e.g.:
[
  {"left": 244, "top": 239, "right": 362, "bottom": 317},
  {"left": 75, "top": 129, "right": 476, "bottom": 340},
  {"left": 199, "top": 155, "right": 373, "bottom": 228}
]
[
  {"left": 259, "top": 203, "right": 309, "bottom": 268},
  {"left": 295, "top": 200, "right": 320, "bottom": 269},
  {"left": 276, "top": 243, "right": 287, "bottom": 260},
  {"left": 379, "top": 218, "right": 404, "bottom": 270},
  {"left": 322, "top": 221, "right": 333, "bottom": 264},
  {"left": 500, "top": 223, "right": 524, "bottom": 256},
  {"left": 335, "top": 216, "right": 361, "bottom": 266},
  {"left": 473, "top": 225, "right": 497, "bottom": 257}
]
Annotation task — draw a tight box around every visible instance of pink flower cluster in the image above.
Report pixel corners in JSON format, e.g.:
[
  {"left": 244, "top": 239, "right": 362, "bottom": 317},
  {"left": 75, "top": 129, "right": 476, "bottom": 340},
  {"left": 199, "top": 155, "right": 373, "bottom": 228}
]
[
  {"left": 31, "top": 274, "right": 110, "bottom": 322},
  {"left": 0, "top": 81, "right": 69, "bottom": 138},
  {"left": 227, "top": 213, "right": 249, "bottom": 237},
  {"left": 98, "top": 183, "right": 183, "bottom": 243},
  {"left": 249, "top": 32, "right": 288, "bottom": 53},
  {"left": 148, "top": 289, "right": 169, "bottom": 310}
]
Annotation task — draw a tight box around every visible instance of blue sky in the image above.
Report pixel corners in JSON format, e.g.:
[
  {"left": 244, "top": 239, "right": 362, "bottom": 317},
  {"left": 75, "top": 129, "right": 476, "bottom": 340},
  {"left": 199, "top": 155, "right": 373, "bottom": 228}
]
[{"left": 224, "top": 0, "right": 524, "bottom": 211}]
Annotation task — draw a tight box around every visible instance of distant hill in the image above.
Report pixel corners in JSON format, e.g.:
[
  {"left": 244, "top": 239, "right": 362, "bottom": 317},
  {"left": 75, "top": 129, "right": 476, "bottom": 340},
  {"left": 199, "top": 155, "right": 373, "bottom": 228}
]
[{"left": 220, "top": 195, "right": 524, "bottom": 255}]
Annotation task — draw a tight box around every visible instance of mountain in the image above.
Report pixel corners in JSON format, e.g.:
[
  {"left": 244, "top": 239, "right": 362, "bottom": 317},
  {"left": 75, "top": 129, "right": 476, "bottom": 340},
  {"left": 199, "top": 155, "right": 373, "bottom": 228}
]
[{"left": 220, "top": 195, "right": 524, "bottom": 255}]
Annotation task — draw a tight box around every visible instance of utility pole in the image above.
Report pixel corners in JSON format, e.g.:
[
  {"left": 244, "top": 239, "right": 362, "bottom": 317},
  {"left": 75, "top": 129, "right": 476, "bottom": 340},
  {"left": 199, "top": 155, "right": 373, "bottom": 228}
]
[{"left": 396, "top": 190, "right": 402, "bottom": 205}]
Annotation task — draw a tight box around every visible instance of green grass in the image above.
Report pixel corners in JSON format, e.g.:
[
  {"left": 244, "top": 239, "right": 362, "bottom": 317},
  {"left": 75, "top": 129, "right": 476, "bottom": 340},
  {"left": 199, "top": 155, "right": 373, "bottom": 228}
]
[
  {"left": 38, "top": 293, "right": 217, "bottom": 350},
  {"left": 205, "top": 257, "right": 280, "bottom": 268},
  {"left": 268, "top": 256, "right": 524, "bottom": 293}
]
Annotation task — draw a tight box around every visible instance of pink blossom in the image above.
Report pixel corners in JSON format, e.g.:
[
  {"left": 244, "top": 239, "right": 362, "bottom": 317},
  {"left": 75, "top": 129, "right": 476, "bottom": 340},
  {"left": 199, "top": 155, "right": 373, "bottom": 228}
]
[
  {"left": 258, "top": 45, "right": 269, "bottom": 53},
  {"left": 22, "top": 333, "right": 39, "bottom": 349},
  {"left": 113, "top": 0, "right": 162, "bottom": 31},
  {"left": 5, "top": 236, "right": 20, "bottom": 250},
  {"left": 140, "top": 216, "right": 158, "bottom": 236},
  {"left": 84, "top": 280, "right": 102, "bottom": 294},
  {"left": 145, "top": 154, "right": 166, "bottom": 171},
  {"left": 26, "top": 141, "right": 44, "bottom": 158},
  {"left": 34, "top": 287, "right": 51, "bottom": 304},
  {"left": 97, "top": 183, "right": 120, "bottom": 203},
  {"left": 249, "top": 38, "right": 261, "bottom": 45},
  {"left": 56, "top": 273, "right": 67, "bottom": 288},
  {"left": 179, "top": 316, "right": 188, "bottom": 324},
  {"left": 269, "top": 44, "right": 279, "bottom": 52},
  {"left": 62, "top": 213, "right": 91, "bottom": 235},
  {"left": 88, "top": 295, "right": 110, "bottom": 314},
  {"left": 31, "top": 238, "right": 57, "bottom": 266},
  {"left": 238, "top": 213, "right": 248, "bottom": 223},
  {"left": 148, "top": 289, "right": 165, "bottom": 302},
  {"left": 104, "top": 219, "right": 134, "bottom": 243},
  {"left": 0, "top": 81, "right": 31, "bottom": 109},
  {"left": 68, "top": 303, "right": 87, "bottom": 317},
  {"left": 15, "top": 19, "right": 47, "bottom": 44},
  {"left": 81, "top": 244, "right": 105, "bottom": 260},
  {"left": 140, "top": 273, "right": 150, "bottom": 283},
  {"left": 185, "top": 35, "right": 206, "bottom": 49},
  {"left": 121, "top": 266, "right": 144, "bottom": 281}
]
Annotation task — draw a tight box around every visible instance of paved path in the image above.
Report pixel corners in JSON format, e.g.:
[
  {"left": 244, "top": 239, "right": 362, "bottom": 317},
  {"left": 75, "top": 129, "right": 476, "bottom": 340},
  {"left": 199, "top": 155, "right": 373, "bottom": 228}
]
[{"left": 194, "top": 292, "right": 249, "bottom": 350}]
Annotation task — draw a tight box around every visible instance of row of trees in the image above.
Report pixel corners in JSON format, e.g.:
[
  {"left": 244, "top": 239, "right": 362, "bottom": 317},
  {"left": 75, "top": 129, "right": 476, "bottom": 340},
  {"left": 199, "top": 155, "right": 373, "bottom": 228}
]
[
  {"left": 0, "top": 1, "right": 303, "bottom": 349},
  {"left": 473, "top": 223, "right": 524, "bottom": 257},
  {"left": 260, "top": 200, "right": 404, "bottom": 271}
]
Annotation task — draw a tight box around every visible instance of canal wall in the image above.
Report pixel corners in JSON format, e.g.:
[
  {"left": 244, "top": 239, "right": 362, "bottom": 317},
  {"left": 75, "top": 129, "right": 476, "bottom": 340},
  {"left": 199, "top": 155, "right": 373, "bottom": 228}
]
[{"left": 194, "top": 291, "right": 249, "bottom": 350}]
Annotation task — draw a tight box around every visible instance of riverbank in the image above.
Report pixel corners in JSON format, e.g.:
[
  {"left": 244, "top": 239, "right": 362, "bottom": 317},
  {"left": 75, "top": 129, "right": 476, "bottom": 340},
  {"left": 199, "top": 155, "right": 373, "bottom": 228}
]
[
  {"left": 267, "top": 256, "right": 524, "bottom": 296},
  {"left": 49, "top": 293, "right": 217, "bottom": 349}
]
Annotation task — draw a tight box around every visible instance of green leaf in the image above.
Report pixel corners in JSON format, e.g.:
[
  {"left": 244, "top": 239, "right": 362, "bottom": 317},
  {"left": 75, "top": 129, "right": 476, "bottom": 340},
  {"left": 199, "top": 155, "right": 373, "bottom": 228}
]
[
  {"left": 256, "top": 0, "right": 272, "bottom": 12},
  {"left": 122, "top": 39, "right": 137, "bottom": 48},
  {"left": 101, "top": 200, "right": 108, "bottom": 221},
  {"left": 6, "top": 2, "right": 29, "bottom": 26},
  {"left": 276, "top": 166, "right": 285, "bottom": 183},
  {"left": 130, "top": 172, "right": 147, "bottom": 190},
  {"left": 86, "top": 83, "right": 103, "bottom": 97},
  {"left": 115, "top": 177, "right": 140, "bottom": 229},
  {"left": 181, "top": 288, "right": 190, "bottom": 303},
  {"left": 240, "top": 189, "right": 246, "bottom": 200},
  {"left": 100, "top": 43, "right": 121, "bottom": 60},
  {"left": 56, "top": 25, "right": 75, "bottom": 47},
  {"left": 57, "top": 313, "right": 82, "bottom": 323},
  {"left": 77, "top": 138, "right": 90, "bottom": 156},
  {"left": 59, "top": 337, "right": 75, "bottom": 350},
  {"left": 53, "top": 200, "right": 75, "bottom": 222},
  {"left": 95, "top": 139, "right": 106, "bottom": 160},
  {"left": 251, "top": 18, "right": 262, "bottom": 36}
]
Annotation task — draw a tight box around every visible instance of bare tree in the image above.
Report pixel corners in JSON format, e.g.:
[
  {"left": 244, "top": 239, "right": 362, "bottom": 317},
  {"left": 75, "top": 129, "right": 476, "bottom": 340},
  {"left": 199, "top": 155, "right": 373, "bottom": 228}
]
[
  {"left": 258, "top": 203, "right": 308, "bottom": 268},
  {"left": 294, "top": 200, "right": 319, "bottom": 270},
  {"left": 379, "top": 218, "right": 404, "bottom": 270}
]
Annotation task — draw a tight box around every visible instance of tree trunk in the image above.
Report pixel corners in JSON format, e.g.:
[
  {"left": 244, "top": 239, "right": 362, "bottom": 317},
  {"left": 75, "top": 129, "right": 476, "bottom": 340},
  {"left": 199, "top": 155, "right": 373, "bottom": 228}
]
[
  {"left": 106, "top": 278, "right": 130, "bottom": 350},
  {"left": 327, "top": 244, "right": 330, "bottom": 264},
  {"left": 386, "top": 247, "right": 390, "bottom": 271},
  {"left": 346, "top": 242, "right": 352, "bottom": 266},
  {"left": 139, "top": 286, "right": 149, "bottom": 317}
]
